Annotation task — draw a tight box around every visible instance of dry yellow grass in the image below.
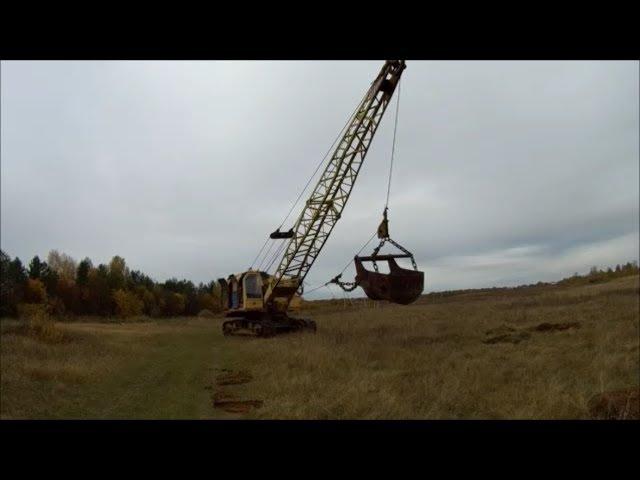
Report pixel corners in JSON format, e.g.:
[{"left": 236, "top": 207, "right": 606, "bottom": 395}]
[
  {"left": 220, "top": 275, "right": 639, "bottom": 419},
  {"left": 1, "top": 274, "right": 638, "bottom": 419},
  {"left": 0, "top": 318, "right": 224, "bottom": 419}
]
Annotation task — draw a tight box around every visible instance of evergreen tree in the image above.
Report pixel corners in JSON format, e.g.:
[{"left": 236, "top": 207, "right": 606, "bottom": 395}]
[
  {"left": 8, "top": 257, "right": 27, "bottom": 284},
  {"left": 76, "top": 257, "right": 93, "bottom": 287},
  {"left": 28, "top": 256, "right": 44, "bottom": 279},
  {"left": 0, "top": 250, "right": 14, "bottom": 316}
]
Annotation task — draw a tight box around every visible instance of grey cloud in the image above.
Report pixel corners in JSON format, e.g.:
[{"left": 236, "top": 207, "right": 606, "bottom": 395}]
[{"left": 1, "top": 61, "right": 638, "bottom": 297}]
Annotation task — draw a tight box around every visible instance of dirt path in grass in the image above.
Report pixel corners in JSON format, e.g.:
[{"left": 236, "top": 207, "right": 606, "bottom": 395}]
[{"left": 1, "top": 317, "right": 245, "bottom": 419}]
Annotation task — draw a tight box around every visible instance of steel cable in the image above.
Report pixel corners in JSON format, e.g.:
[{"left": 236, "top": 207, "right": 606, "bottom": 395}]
[
  {"left": 265, "top": 239, "right": 288, "bottom": 273},
  {"left": 248, "top": 96, "right": 363, "bottom": 272},
  {"left": 277, "top": 100, "right": 363, "bottom": 230},
  {"left": 256, "top": 239, "right": 277, "bottom": 271},
  {"left": 385, "top": 78, "right": 401, "bottom": 210},
  {"left": 323, "top": 78, "right": 402, "bottom": 286},
  {"left": 250, "top": 237, "right": 271, "bottom": 269}
]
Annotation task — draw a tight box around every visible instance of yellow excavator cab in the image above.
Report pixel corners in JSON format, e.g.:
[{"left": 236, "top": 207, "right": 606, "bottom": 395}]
[{"left": 218, "top": 270, "right": 264, "bottom": 314}]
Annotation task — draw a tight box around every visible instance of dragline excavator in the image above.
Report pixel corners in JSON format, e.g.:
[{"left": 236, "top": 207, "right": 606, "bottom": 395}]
[{"left": 217, "top": 60, "right": 424, "bottom": 337}]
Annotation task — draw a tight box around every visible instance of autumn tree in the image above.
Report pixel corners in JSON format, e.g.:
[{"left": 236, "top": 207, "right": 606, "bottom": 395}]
[
  {"left": 113, "top": 289, "right": 143, "bottom": 318},
  {"left": 197, "top": 291, "right": 219, "bottom": 313},
  {"left": 86, "top": 264, "right": 113, "bottom": 315},
  {"left": 41, "top": 267, "right": 59, "bottom": 298},
  {"left": 55, "top": 277, "right": 81, "bottom": 314},
  {"left": 47, "top": 250, "right": 77, "bottom": 281},
  {"left": 163, "top": 278, "right": 199, "bottom": 314},
  {"left": 71, "top": 258, "right": 93, "bottom": 314},
  {"left": 196, "top": 281, "right": 221, "bottom": 313},
  {"left": 133, "top": 285, "right": 157, "bottom": 316},
  {"left": 161, "top": 290, "right": 186, "bottom": 316},
  {"left": 108, "top": 256, "right": 128, "bottom": 290},
  {"left": 24, "top": 278, "right": 48, "bottom": 304},
  {"left": 2, "top": 248, "right": 223, "bottom": 319}
]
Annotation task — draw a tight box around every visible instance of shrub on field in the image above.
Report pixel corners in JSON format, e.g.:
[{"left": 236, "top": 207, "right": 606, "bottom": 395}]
[
  {"left": 113, "top": 289, "right": 144, "bottom": 318},
  {"left": 17, "top": 303, "right": 65, "bottom": 343},
  {"left": 17, "top": 303, "right": 48, "bottom": 319},
  {"left": 30, "top": 313, "right": 65, "bottom": 343}
]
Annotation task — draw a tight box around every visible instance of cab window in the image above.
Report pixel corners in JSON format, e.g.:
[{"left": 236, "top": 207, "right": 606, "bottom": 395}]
[{"left": 244, "top": 273, "right": 262, "bottom": 298}]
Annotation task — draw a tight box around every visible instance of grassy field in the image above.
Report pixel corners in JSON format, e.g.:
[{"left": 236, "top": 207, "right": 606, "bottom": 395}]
[
  {"left": 1, "top": 274, "right": 638, "bottom": 419},
  {"left": 0, "top": 317, "right": 237, "bottom": 419}
]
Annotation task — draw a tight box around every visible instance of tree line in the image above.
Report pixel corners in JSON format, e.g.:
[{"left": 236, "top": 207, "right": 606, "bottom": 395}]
[
  {"left": 0, "top": 249, "right": 221, "bottom": 318},
  {"left": 557, "top": 262, "right": 639, "bottom": 286}
]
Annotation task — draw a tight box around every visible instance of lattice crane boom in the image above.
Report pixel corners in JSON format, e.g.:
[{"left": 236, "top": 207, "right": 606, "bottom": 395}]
[{"left": 265, "top": 60, "right": 406, "bottom": 306}]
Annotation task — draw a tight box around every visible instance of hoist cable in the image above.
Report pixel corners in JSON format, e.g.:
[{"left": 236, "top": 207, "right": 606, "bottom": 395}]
[
  {"left": 385, "top": 79, "right": 401, "bottom": 210},
  {"left": 256, "top": 239, "right": 277, "bottom": 271},
  {"left": 261, "top": 241, "right": 282, "bottom": 272},
  {"left": 265, "top": 239, "right": 288, "bottom": 273},
  {"left": 248, "top": 95, "right": 363, "bottom": 272},
  {"left": 324, "top": 80, "right": 402, "bottom": 285},
  {"left": 305, "top": 282, "right": 330, "bottom": 295},
  {"left": 250, "top": 237, "right": 271, "bottom": 269},
  {"left": 304, "top": 230, "right": 377, "bottom": 295},
  {"left": 337, "top": 230, "right": 378, "bottom": 276}
]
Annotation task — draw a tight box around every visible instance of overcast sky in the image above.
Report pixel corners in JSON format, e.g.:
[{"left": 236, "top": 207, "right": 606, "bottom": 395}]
[{"left": 1, "top": 61, "right": 638, "bottom": 298}]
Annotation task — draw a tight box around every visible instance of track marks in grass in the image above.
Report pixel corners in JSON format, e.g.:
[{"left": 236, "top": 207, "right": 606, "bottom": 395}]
[
  {"left": 215, "top": 370, "right": 253, "bottom": 385},
  {"left": 211, "top": 368, "right": 263, "bottom": 414}
]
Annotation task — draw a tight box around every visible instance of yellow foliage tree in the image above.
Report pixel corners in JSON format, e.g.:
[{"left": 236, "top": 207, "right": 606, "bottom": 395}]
[
  {"left": 134, "top": 286, "right": 156, "bottom": 316},
  {"left": 113, "top": 289, "right": 143, "bottom": 318},
  {"left": 197, "top": 293, "right": 219, "bottom": 313}
]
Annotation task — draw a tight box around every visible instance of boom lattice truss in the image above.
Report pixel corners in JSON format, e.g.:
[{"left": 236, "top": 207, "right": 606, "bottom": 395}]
[{"left": 267, "top": 60, "right": 406, "bottom": 304}]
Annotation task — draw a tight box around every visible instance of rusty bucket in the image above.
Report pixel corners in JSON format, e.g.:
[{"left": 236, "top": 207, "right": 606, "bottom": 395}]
[{"left": 354, "top": 255, "right": 424, "bottom": 305}]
